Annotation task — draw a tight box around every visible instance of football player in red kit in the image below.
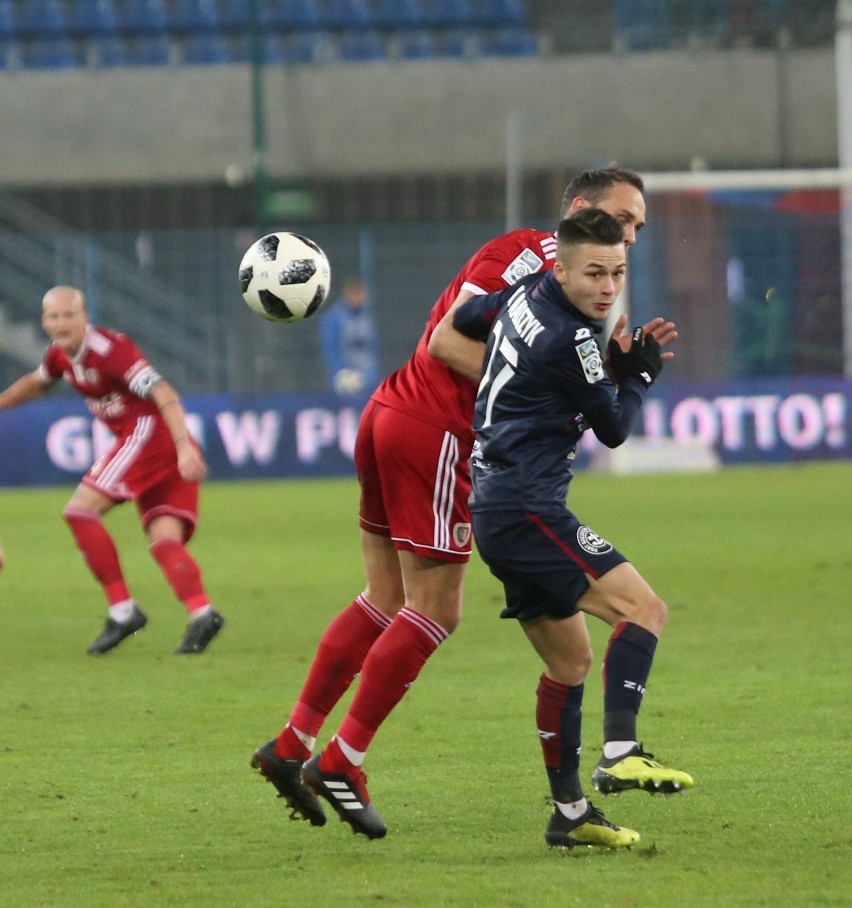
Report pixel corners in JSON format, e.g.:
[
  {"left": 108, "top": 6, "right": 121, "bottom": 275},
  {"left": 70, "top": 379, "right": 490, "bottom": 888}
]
[
  {"left": 0, "top": 285, "right": 224, "bottom": 655},
  {"left": 252, "top": 167, "right": 651, "bottom": 838}
]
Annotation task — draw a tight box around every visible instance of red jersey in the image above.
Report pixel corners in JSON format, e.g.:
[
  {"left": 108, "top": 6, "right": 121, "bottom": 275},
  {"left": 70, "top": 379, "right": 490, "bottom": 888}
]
[
  {"left": 372, "top": 228, "right": 557, "bottom": 445},
  {"left": 40, "top": 325, "right": 166, "bottom": 439}
]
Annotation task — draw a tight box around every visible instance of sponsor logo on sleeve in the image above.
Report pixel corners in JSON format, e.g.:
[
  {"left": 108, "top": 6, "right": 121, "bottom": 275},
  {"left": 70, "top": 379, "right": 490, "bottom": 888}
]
[
  {"left": 575, "top": 339, "right": 605, "bottom": 383},
  {"left": 501, "top": 249, "right": 544, "bottom": 285}
]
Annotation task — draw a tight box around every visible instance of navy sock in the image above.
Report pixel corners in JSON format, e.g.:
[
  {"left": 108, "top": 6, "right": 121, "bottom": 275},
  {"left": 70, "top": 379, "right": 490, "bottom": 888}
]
[{"left": 602, "top": 622, "right": 658, "bottom": 743}]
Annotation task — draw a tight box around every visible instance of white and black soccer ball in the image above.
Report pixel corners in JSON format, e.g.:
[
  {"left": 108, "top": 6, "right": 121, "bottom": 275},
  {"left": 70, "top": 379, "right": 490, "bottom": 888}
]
[{"left": 239, "top": 232, "right": 331, "bottom": 323}]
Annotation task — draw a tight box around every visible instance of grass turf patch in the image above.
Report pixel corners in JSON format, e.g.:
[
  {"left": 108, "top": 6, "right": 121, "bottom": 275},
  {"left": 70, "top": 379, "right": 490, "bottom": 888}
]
[{"left": 0, "top": 464, "right": 849, "bottom": 906}]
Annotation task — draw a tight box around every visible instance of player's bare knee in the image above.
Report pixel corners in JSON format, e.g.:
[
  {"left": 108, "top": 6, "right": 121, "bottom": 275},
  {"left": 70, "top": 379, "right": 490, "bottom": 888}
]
[
  {"left": 575, "top": 643, "right": 593, "bottom": 678},
  {"left": 548, "top": 646, "right": 592, "bottom": 686},
  {"left": 434, "top": 604, "right": 462, "bottom": 634},
  {"left": 630, "top": 593, "right": 667, "bottom": 636}
]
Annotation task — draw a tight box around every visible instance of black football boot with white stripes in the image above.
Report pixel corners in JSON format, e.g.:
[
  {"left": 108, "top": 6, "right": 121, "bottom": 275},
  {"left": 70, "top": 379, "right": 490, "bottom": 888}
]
[{"left": 301, "top": 752, "right": 388, "bottom": 839}]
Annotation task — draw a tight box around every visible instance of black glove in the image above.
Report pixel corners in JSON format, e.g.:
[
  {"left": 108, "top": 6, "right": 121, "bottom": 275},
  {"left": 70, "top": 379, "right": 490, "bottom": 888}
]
[{"left": 607, "top": 327, "right": 663, "bottom": 388}]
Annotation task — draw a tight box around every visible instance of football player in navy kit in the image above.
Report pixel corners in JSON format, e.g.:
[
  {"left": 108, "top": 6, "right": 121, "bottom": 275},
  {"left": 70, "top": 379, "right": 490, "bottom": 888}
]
[{"left": 453, "top": 208, "right": 693, "bottom": 851}]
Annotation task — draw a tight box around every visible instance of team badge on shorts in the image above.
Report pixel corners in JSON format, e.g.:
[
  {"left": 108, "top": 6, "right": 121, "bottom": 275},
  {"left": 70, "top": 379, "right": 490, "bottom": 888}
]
[
  {"left": 501, "top": 249, "right": 544, "bottom": 285},
  {"left": 575, "top": 339, "right": 605, "bottom": 383},
  {"left": 577, "top": 526, "right": 613, "bottom": 555},
  {"left": 453, "top": 522, "right": 472, "bottom": 548}
]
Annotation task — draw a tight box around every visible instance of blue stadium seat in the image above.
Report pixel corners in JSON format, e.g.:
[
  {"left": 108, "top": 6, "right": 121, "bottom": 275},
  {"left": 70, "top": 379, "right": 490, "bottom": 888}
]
[
  {"left": 70, "top": 0, "right": 119, "bottom": 35},
  {"left": 219, "top": 0, "right": 249, "bottom": 28},
  {"left": 396, "top": 29, "right": 435, "bottom": 59},
  {"left": 16, "top": 0, "right": 68, "bottom": 37},
  {"left": 0, "top": 0, "right": 15, "bottom": 39},
  {"left": 183, "top": 31, "right": 233, "bottom": 63},
  {"left": 168, "top": 0, "right": 221, "bottom": 32},
  {"left": 0, "top": 38, "right": 15, "bottom": 67},
  {"left": 338, "top": 28, "right": 386, "bottom": 60},
  {"left": 92, "top": 34, "right": 130, "bottom": 66},
  {"left": 481, "top": 26, "right": 537, "bottom": 56},
  {"left": 20, "top": 37, "right": 83, "bottom": 68},
  {"left": 323, "top": 0, "right": 371, "bottom": 29},
  {"left": 127, "top": 33, "right": 173, "bottom": 63},
  {"left": 472, "top": 0, "right": 526, "bottom": 27},
  {"left": 371, "top": 0, "right": 422, "bottom": 28},
  {"left": 441, "top": 27, "right": 483, "bottom": 57},
  {"left": 263, "top": 0, "right": 321, "bottom": 30},
  {"left": 420, "top": 0, "right": 472, "bottom": 27},
  {"left": 265, "top": 29, "right": 330, "bottom": 63},
  {"left": 121, "top": 0, "right": 168, "bottom": 34}
]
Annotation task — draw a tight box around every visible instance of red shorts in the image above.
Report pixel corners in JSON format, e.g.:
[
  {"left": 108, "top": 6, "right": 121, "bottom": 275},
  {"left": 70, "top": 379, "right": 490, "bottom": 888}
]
[
  {"left": 355, "top": 399, "right": 472, "bottom": 562},
  {"left": 83, "top": 416, "right": 200, "bottom": 541}
]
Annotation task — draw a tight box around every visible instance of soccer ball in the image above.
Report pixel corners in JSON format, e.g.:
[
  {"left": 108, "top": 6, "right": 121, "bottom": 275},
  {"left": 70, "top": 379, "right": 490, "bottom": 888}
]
[{"left": 239, "top": 232, "right": 331, "bottom": 323}]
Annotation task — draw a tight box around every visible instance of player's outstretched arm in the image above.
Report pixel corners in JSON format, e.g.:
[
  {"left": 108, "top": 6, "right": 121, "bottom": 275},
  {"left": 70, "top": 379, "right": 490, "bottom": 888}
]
[
  {"left": 0, "top": 370, "right": 51, "bottom": 411},
  {"left": 427, "top": 290, "right": 487, "bottom": 383}
]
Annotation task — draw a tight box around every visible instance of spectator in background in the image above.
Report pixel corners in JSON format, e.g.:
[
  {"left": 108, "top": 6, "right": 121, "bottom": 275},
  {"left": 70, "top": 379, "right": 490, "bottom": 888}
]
[{"left": 319, "top": 277, "right": 380, "bottom": 397}]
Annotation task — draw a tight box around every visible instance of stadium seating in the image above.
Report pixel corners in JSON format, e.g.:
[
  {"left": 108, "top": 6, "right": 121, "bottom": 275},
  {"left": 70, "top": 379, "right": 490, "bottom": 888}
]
[
  {"left": 16, "top": 0, "right": 68, "bottom": 36},
  {"left": 263, "top": 30, "right": 331, "bottom": 64},
  {"left": 263, "top": 0, "right": 321, "bottom": 30},
  {"left": 0, "top": 0, "right": 537, "bottom": 68},
  {"left": 324, "top": 0, "right": 371, "bottom": 29},
  {"left": 395, "top": 30, "right": 435, "bottom": 59},
  {"left": 183, "top": 31, "right": 232, "bottom": 63},
  {"left": 0, "top": 38, "right": 13, "bottom": 67},
  {"left": 121, "top": 0, "right": 169, "bottom": 34},
  {"left": 472, "top": 0, "right": 527, "bottom": 27},
  {"left": 420, "top": 0, "right": 473, "bottom": 28},
  {"left": 92, "top": 34, "right": 130, "bottom": 66},
  {"left": 371, "top": 0, "right": 423, "bottom": 29},
  {"left": 167, "top": 0, "right": 221, "bottom": 32},
  {"left": 338, "top": 29, "right": 386, "bottom": 61},
  {"left": 0, "top": 1, "right": 14, "bottom": 39},
  {"left": 128, "top": 33, "right": 173, "bottom": 64},
  {"left": 441, "top": 27, "right": 484, "bottom": 58},
  {"left": 481, "top": 26, "right": 538, "bottom": 56},
  {"left": 20, "top": 36, "right": 83, "bottom": 68},
  {"left": 218, "top": 0, "right": 249, "bottom": 29},
  {"left": 70, "top": 0, "right": 119, "bottom": 35}
]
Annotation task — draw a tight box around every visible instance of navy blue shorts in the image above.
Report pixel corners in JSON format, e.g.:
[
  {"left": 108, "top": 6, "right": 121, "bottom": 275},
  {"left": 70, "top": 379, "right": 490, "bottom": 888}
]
[{"left": 472, "top": 507, "right": 628, "bottom": 622}]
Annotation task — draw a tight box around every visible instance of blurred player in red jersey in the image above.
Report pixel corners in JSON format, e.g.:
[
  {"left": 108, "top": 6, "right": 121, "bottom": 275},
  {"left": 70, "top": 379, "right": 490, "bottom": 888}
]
[
  {"left": 0, "top": 286, "right": 224, "bottom": 655},
  {"left": 252, "top": 167, "right": 655, "bottom": 838}
]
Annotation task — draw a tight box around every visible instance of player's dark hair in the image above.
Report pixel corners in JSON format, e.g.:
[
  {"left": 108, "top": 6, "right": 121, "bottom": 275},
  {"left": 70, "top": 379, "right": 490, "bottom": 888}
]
[
  {"left": 559, "top": 166, "right": 645, "bottom": 217},
  {"left": 557, "top": 207, "right": 625, "bottom": 249}
]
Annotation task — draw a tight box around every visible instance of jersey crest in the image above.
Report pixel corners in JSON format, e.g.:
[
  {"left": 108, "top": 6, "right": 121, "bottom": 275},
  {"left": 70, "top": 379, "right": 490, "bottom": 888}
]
[
  {"left": 575, "top": 339, "right": 605, "bottom": 383},
  {"left": 577, "top": 526, "right": 613, "bottom": 555},
  {"left": 501, "top": 248, "right": 544, "bottom": 285},
  {"left": 452, "top": 522, "right": 472, "bottom": 548}
]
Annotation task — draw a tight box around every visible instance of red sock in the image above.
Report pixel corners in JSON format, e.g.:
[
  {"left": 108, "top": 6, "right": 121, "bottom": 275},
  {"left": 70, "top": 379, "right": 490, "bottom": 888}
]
[
  {"left": 149, "top": 538, "right": 208, "bottom": 614},
  {"left": 537, "top": 675, "right": 585, "bottom": 803},
  {"left": 63, "top": 508, "right": 130, "bottom": 605},
  {"left": 326, "top": 607, "right": 448, "bottom": 762},
  {"left": 277, "top": 595, "right": 391, "bottom": 760}
]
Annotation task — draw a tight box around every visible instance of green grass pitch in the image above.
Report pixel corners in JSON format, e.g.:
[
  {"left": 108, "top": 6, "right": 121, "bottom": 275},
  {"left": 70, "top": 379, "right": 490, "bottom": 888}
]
[{"left": 0, "top": 463, "right": 849, "bottom": 907}]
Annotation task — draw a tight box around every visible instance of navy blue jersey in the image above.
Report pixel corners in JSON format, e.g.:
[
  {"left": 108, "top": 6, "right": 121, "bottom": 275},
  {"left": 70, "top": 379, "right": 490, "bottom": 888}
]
[{"left": 453, "top": 270, "right": 649, "bottom": 510}]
